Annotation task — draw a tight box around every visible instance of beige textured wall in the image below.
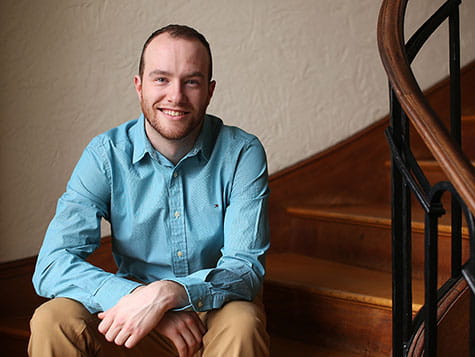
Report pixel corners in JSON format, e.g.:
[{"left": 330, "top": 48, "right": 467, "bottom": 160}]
[{"left": 1, "top": 0, "right": 474, "bottom": 262}]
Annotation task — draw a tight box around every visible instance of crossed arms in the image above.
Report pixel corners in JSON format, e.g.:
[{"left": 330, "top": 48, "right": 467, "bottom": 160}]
[{"left": 33, "top": 126, "right": 269, "bottom": 355}]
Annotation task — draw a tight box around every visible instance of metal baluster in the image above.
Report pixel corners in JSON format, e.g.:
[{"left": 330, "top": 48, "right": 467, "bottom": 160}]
[
  {"left": 449, "top": 3, "right": 462, "bottom": 280},
  {"left": 390, "top": 89, "right": 405, "bottom": 357},
  {"left": 424, "top": 201, "right": 443, "bottom": 356}
]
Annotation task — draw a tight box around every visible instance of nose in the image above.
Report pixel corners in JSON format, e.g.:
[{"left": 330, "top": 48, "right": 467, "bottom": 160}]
[{"left": 167, "top": 81, "right": 185, "bottom": 104}]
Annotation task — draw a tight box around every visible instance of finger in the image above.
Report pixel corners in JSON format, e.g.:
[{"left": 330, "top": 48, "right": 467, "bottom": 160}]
[
  {"left": 191, "top": 312, "right": 207, "bottom": 335},
  {"left": 114, "top": 329, "right": 131, "bottom": 346},
  {"left": 171, "top": 333, "right": 189, "bottom": 357},
  {"left": 124, "top": 334, "right": 139, "bottom": 349},
  {"left": 98, "top": 316, "right": 112, "bottom": 335},
  {"left": 124, "top": 329, "right": 147, "bottom": 349},
  {"left": 179, "top": 327, "right": 196, "bottom": 352},
  {"left": 185, "top": 314, "right": 205, "bottom": 347},
  {"left": 105, "top": 324, "right": 122, "bottom": 343}
]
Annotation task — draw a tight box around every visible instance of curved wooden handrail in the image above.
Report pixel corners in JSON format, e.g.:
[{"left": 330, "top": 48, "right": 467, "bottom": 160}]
[{"left": 377, "top": 0, "right": 475, "bottom": 215}]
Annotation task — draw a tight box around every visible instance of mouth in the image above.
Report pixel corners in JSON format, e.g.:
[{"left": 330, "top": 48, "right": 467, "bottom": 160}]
[{"left": 159, "top": 108, "right": 190, "bottom": 118}]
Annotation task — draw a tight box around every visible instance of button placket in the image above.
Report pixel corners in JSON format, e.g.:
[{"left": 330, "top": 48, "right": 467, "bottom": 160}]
[{"left": 168, "top": 169, "right": 188, "bottom": 276}]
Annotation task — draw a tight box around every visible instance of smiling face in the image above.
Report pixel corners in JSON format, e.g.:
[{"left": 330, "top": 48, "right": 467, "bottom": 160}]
[{"left": 134, "top": 33, "right": 215, "bottom": 143}]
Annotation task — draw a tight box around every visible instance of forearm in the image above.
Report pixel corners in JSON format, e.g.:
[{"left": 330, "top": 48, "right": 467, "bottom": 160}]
[
  {"left": 33, "top": 246, "right": 142, "bottom": 313},
  {"left": 169, "top": 251, "right": 267, "bottom": 312},
  {"left": 98, "top": 280, "right": 191, "bottom": 349}
]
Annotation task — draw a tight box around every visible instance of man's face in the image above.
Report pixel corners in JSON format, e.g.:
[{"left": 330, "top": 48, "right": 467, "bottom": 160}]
[{"left": 134, "top": 33, "right": 215, "bottom": 141}]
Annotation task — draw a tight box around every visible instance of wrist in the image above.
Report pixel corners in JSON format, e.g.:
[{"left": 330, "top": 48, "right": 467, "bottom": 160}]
[{"left": 148, "top": 280, "right": 188, "bottom": 310}]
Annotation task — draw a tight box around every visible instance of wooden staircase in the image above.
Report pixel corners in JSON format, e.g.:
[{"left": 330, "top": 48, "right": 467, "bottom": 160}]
[
  {"left": 264, "top": 61, "right": 475, "bottom": 356},
  {"left": 0, "top": 63, "right": 473, "bottom": 356}
]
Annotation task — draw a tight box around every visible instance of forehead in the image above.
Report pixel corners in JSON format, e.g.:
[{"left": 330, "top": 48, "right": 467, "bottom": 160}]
[{"left": 143, "top": 33, "right": 210, "bottom": 75}]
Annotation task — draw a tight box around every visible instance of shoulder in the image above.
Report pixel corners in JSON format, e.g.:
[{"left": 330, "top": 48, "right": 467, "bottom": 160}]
[
  {"left": 91, "top": 119, "right": 138, "bottom": 146},
  {"left": 85, "top": 118, "right": 141, "bottom": 158},
  {"left": 206, "top": 115, "right": 267, "bottom": 170},
  {"left": 208, "top": 114, "right": 264, "bottom": 151}
]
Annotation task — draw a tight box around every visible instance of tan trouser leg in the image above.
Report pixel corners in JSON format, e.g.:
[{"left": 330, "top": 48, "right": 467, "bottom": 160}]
[
  {"left": 199, "top": 298, "right": 270, "bottom": 357},
  {"left": 28, "top": 297, "right": 177, "bottom": 357},
  {"left": 28, "top": 297, "right": 269, "bottom": 357}
]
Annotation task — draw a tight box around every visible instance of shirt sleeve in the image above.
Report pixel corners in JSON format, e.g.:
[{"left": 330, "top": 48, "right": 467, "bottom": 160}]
[
  {"left": 169, "top": 137, "right": 270, "bottom": 311},
  {"left": 32, "top": 138, "right": 142, "bottom": 313}
]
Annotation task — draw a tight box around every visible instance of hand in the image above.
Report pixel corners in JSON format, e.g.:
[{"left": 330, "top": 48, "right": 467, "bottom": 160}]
[
  {"left": 97, "top": 280, "right": 188, "bottom": 348},
  {"left": 156, "top": 311, "right": 206, "bottom": 357}
]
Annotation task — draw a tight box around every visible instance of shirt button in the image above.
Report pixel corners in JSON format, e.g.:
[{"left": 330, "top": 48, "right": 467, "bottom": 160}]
[
  {"left": 177, "top": 251, "right": 183, "bottom": 257},
  {"left": 174, "top": 211, "right": 180, "bottom": 218},
  {"left": 173, "top": 172, "right": 178, "bottom": 178},
  {"left": 197, "top": 300, "right": 204, "bottom": 308}
]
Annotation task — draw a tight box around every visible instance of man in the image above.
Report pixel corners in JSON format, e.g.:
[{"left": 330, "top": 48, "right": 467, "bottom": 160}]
[{"left": 29, "top": 24, "right": 270, "bottom": 357}]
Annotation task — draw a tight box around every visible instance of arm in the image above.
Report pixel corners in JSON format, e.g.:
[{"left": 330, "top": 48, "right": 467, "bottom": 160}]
[
  {"left": 170, "top": 137, "right": 270, "bottom": 311},
  {"left": 32, "top": 137, "right": 142, "bottom": 313},
  {"left": 98, "top": 280, "right": 206, "bottom": 355}
]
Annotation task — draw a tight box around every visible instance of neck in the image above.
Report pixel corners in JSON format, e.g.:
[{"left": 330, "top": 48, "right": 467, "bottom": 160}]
[{"left": 144, "top": 120, "right": 202, "bottom": 165}]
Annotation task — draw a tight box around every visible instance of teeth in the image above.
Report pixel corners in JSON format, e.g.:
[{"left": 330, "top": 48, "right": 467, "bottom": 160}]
[{"left": 162, "top": 109, "right": 185, "bottom": 117}]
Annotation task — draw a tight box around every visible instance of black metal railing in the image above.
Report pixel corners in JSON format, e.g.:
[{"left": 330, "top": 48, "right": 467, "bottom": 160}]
[{"left": 378, "top": 0, "right": 475, "bottom": 355}]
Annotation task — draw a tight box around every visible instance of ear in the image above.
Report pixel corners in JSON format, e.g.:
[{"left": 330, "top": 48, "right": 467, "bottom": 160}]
[
  {"left": 134, "top": 75, "right": 143, "bottom": 100},
  {"left": 208, "top": 80, "right": 216, "bottom": 101}
]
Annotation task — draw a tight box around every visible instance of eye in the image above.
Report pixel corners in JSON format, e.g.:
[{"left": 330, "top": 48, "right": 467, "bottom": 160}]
[
  {"left": 185, "top": 79, "right": 200, "bottom": 87},
  {"left": 154, "top": 77, "right": 168, "bottom": 84}
]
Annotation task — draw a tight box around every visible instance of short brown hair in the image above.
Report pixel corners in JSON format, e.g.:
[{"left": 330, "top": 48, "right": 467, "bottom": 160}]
[{"left": 138, "top": 24, "right": 213, "bottom": 81}]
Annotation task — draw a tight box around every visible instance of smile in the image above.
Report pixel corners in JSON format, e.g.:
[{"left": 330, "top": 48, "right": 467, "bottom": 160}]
[{"left": 160, "top": 109, "right": 189, "bottom": 117}]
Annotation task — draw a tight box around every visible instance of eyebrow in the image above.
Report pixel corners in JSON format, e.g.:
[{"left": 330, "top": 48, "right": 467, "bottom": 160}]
[{"left": 148, "top": 69, "right": 206, "bottom": 79}]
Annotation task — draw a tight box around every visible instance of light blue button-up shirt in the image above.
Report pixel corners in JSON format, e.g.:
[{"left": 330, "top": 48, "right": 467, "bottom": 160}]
[{"left": 33, "top": 114, "right": 269, "bottom": 313}]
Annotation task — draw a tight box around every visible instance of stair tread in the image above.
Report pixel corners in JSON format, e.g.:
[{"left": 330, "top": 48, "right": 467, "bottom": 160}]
[
  {"left": 286, "top": 203, "right": 469, "bottom": 237},
  {"left": 270, "top": 335, "right": 364, "bottom": 357},
  {"left": 0, "top": 316, "right": 30, "bottom": 338},
  {"left": 384, "top": 159, "right": 475, "bottom": 170},
  {"left": 266, "top": 252, "right": 424, "bottom": 311},
  {"left": 287, "top": 203, "right": 391, "bottom": 227}
]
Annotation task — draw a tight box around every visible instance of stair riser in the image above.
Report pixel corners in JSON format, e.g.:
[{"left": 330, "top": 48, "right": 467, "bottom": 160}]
[
  {"left": 286, "top": 215, "right": 469, "bottom": 282},
  {"left": 264, "top": 282, "right": 392, "bottom": 356},
  {"left": 411, "top": 127, "right": 475, "bottom": 161},
  {"left": 0, "top": 333, "right": 28, "bottom": 357}
]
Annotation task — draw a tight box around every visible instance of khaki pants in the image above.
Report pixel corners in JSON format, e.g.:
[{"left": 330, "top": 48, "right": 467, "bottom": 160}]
[{"left": 28, "top": 297, "right": 269, "bottom": 357}]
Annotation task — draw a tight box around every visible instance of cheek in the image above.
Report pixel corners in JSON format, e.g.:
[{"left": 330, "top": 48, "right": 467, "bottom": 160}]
[
  {"left": 142, "top": 85, "right": 164, "bottom": 100},
  {"left": 192, "top": 91, "right": 212, "bottom": 107}
]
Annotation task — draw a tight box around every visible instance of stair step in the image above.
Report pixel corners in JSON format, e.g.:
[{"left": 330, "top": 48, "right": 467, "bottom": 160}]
[
  {"left": 0, "top": 316, "right": 30, "bottom": 339},
  {"left": 384, "top": 158, "right": 475, "bottom": 185},
  {"left": 0, "top": 316, "right": 30, "bottom": 357},
  {"left": 287, "top": 203, "right": 469, "bottom": 237},
  {"left": 397, "top": 159, "right": 475, "bottom": 170},
  {"left": 266, "top": 253, "right": 424, "bottom": 310},
  {"left": 270, "top": 335, "right": 362, "bottom": 357},
  {"left": 283, "top": 203, "right": 470, "bottom": 280},
  {"left": 419, "top": 159, "right": 475, "bottom": 185},
  {"left": 409, "top": 113, "right": 475, "bottom": 160},
  {"left": 265, "top": 253, "right": 423, "bottom": 355}
]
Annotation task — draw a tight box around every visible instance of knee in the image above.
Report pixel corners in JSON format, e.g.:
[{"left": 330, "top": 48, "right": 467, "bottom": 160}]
[
  {"left": 31, "top": 299, "right": 61, "bottom": 332},
  {"left": 29, "top": 298, "right": 102, "bottom": 356},
  {"left": 212, "top": 300, "right": 267, "bottom": 339},
  {"left": 30, "top": 298, "right": 92, "bottom": 336},
  {"left": 204, "top": 300, "right": 270, "bottom": 356}
]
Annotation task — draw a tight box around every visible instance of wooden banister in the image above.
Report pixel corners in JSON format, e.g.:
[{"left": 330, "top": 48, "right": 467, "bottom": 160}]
[{"left": 377, "top": 0, "right": 475, "bottom": 215}]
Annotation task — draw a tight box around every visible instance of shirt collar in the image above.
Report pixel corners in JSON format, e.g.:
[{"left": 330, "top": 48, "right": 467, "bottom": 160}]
[
  {"left": 131, "top": 114, "right": 155, "bottom": 164},
  {"left": 187, "top": 114, "right": 216, "bottom": 162},
  {"left": 131, "top": 113, "right": 218, "bottom": 165}
]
